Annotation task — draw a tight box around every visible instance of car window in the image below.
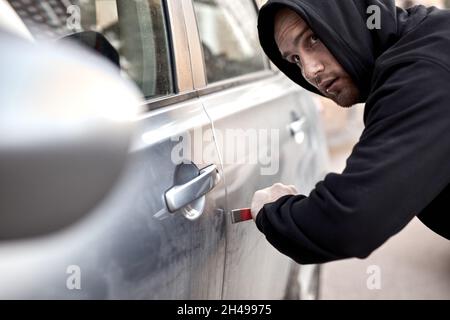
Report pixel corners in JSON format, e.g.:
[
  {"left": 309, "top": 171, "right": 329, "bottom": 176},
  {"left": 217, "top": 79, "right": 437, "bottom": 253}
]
[
  {"left": 7, "top": 0, "right": 173, "bottom": 99},
  {"left": 192, "top": 0, "right": 267, "bottom": 83}
]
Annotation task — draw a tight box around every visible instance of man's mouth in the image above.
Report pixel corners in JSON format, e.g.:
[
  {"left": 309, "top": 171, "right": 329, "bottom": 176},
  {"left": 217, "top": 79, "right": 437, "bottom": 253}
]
[{"left": 319, "top": 77, "right": 338, "bottom": 94}]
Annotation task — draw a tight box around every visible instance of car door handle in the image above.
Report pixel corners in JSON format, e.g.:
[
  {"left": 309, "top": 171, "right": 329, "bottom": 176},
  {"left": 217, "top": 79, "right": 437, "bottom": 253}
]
[
  {"left": 289, "top": 117, "right": 306, "bottom": 144},
  {"left": 289, "top": 117, "right": 305, "bottom": 135},
  {"left": 165, "top": 164, "right": 220, "bottom": 212}
]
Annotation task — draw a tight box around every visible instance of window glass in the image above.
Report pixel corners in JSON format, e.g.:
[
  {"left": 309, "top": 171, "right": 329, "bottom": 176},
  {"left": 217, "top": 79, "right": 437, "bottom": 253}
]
[
  {"left": 192, "top": 0, "right": 267, "bottom": 83},
  {"left": 8, "top": 0, "right": 173, "bottom": 99}
]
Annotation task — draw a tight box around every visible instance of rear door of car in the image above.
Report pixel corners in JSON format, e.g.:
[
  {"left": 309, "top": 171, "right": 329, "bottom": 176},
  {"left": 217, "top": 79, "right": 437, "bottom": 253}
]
[
  {"left": 186, "top": 0, "right": 330, "bottom": 299},
  {"left": 2, "top": 0, "right": 227, "bottom": 299}
]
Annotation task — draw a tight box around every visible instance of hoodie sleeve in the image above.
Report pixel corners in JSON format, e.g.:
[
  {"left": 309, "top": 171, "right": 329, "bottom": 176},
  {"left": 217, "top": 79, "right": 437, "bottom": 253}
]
[{"left": 256, "top": 60, "right": 450, "bottom": 264}]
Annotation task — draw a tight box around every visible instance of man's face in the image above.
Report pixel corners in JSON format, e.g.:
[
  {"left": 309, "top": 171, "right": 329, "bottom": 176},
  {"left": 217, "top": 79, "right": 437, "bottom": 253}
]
[{"left": 274, "top": 8, "right": 360, "bottom": 107}]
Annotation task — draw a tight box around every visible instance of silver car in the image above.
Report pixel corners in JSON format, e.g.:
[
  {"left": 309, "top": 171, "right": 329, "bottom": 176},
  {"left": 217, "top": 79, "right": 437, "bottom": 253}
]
[{"left": 0, "top": 0, "right": 328, "bottom": 299}]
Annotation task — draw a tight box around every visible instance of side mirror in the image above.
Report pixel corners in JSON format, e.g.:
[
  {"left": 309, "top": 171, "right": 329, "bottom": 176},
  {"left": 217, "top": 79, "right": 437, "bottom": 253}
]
[{"left": 0, "top": 31, "right": 142, "bottom": 240}]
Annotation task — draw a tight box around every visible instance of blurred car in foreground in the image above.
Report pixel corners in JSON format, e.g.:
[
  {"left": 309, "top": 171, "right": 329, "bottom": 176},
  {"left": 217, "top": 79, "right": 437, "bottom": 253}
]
[{"left": 0, "top": 0, "right": 329, "bottom": 299}]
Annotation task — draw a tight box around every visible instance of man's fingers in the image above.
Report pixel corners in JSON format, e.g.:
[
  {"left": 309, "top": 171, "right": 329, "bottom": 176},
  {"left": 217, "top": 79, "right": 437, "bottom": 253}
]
[
  {"left": 251, "top": 183, "right": 300, "bottom": 220},
  {"left": 271, "top": 182, "right": 297, "bottom": 196}
]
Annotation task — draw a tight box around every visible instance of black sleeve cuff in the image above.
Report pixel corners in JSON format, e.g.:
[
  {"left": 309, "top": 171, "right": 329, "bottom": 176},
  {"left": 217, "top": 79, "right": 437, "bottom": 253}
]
[{"left": 254, "top": 194, "right": 340, "bottom": 264}]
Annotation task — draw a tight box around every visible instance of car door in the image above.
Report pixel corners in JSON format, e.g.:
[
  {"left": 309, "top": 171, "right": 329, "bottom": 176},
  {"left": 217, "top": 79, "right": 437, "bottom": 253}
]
[
  {"left": 2, "top": 0, "right": 227, "bottom": 299},
  {"left": 188, "top": 0, "right": 329, "bottom": 299}
]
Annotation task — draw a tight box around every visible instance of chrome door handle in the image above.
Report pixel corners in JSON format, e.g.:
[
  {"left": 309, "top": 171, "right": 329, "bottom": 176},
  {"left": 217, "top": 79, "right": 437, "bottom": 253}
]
[
  {"left": 165, "top": 164, "right": 220, "bottom": 212},
  {"left": 289, "top": 117, "right": 305, "bottom": 135},
  {"left": 289, "top": 117, "right": 306, "bottom": 144}
]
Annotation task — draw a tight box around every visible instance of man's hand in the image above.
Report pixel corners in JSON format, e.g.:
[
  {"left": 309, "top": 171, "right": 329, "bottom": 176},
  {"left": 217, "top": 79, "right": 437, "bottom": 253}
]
[{"left": 251, "top": 183, "right": 298, "bottom": 220}]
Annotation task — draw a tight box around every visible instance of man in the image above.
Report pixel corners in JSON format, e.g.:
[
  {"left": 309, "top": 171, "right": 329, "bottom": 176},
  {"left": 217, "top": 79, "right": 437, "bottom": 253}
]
[{"left": 251, "top": 0, "right": 450, "bottom": 264}]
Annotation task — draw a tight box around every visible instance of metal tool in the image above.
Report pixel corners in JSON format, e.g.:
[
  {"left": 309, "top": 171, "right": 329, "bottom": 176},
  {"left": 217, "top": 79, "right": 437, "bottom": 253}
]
[{"left": 230, "top": 208, "right": 253, "bottom": 224}]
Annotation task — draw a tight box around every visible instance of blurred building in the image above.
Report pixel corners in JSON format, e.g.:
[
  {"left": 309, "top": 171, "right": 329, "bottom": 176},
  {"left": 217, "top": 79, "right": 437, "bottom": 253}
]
[{"left": 397, "top": 0, "right": 449, "bottom": 8}]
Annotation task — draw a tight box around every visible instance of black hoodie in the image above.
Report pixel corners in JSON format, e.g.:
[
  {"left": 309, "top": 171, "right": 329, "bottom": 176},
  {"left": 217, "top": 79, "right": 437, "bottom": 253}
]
[{"left": 256, "top": 0, "right": 450, "bottom": 264}]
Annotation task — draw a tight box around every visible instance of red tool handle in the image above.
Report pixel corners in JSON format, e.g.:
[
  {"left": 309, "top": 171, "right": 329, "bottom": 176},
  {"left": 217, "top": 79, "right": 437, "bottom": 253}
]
[{"left": 230, "top": 208, "right": 253, "bottom": 223}]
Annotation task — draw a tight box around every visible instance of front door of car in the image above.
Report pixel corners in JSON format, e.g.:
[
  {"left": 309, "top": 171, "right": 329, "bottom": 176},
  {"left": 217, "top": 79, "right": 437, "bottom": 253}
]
[
  {"left": 189, "top": 0, "right": 329, "bottom": 299},
  {"left": 71, "top": 0, "right": 230, "bottom": 299}
]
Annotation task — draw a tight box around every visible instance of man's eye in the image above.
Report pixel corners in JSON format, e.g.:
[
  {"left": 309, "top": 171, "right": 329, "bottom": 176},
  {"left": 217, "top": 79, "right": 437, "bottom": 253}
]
[{"left": 310, "top": 34, "right": 319, "bottom": 45}]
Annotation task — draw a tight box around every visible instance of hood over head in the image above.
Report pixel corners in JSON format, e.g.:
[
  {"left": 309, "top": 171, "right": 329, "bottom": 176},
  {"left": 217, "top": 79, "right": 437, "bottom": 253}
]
[{"left": 258, "top": 0, "right": 428, "bottom": 102}]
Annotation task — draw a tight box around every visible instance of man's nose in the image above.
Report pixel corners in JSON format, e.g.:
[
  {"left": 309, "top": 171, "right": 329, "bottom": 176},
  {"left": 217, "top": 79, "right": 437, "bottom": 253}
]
[{"left": 301, "top": 56, "right": 324, "bottom": 86}]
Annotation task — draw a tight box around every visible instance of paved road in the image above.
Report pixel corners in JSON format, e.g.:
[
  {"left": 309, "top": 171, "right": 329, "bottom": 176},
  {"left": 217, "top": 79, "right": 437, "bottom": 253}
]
[{"left": 320, "top": 218, "right": 450, "bottom": 299}]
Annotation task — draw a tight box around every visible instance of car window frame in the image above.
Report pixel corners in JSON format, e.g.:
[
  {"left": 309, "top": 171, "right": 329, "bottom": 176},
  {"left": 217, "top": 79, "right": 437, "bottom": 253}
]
[
  {"left": 188, "top": 0, "right": 272, "bottom": 90},
  {"left": 143, "top": 0, "right": 275, "bottom": 112}
]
